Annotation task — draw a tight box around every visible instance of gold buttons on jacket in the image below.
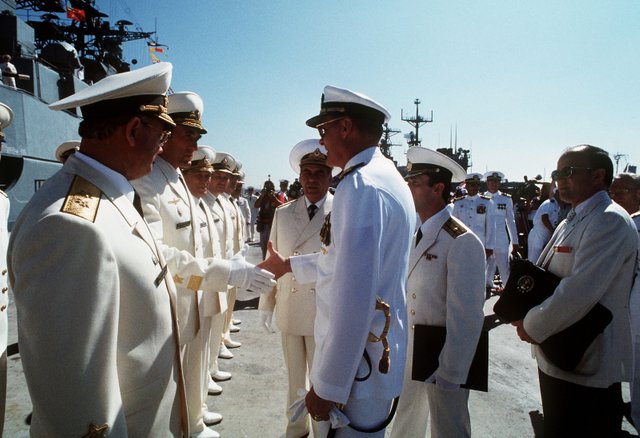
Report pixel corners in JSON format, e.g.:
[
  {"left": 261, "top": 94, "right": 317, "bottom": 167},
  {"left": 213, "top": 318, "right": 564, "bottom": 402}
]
[
  {"left": 411, "top": 293, "right": 416, "bottom": 299},
  {"left": 410, "top": 309, "right": 415, "bottom": 315},
  {"left": 1, "top": 287, "right": 7, "bottom": 294},
  {"left": 309, "top": 288, "right": 315, "bottom": 294},
  {"left": 0, "top": 305, "right": 5, "bottom": 312}
]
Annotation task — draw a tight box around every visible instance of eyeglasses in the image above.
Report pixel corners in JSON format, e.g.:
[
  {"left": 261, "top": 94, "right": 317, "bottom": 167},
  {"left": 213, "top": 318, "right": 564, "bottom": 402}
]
[
  {"left": 142, "top": 122, "right": 172, "bottom": 145},
  {"left": 608, "top": 188, "right": 631, "bottom": 197},
  {"left": 317, "top": 117, "right": 345, "bottom": 138},
  {"left": 551, "top": 166, "right": 593, "bottom": 181}
]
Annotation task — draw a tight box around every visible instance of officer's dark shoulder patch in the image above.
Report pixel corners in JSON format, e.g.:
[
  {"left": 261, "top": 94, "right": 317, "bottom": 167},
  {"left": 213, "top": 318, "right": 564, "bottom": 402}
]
[
  {"left": 453, "top": 195, "right": 465, "bottom": 202},
  {"left": 442, "top": 217, "right": 467, "bottom": 239},
  {"left": 61, "top": 175, "right": 102, "bottom": 222},
  {"left": 480, "top": 195, "right": 492, "bottom": 200}
]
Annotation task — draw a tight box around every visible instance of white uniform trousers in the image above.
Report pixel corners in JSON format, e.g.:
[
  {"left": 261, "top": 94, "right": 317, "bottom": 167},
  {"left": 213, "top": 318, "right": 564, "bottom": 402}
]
[
  {"left": 223, "top": 287, "right": 237, "bottom": 341},
  {"left": 281, "top": 332, "right": 317, "bottom": 438},
  {"left": 486, "top": 250, "right": 510, "bottom": 287},
  {"left": 209, "top": 310, "right": 227, "bottom": 375},
  {"left": 182, "top": 315, "right": 212, "bottom": 434}
]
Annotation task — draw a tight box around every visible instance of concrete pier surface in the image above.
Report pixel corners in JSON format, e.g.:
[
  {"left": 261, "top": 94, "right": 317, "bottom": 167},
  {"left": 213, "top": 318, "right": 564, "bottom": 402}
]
[{"left": 4, "top": 243, "right": 638, "bottom": 437}]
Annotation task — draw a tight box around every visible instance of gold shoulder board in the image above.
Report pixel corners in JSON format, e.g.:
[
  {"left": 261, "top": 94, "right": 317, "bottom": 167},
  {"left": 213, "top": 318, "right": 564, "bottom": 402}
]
[
  {"left": 503, "top": 192, "right": 512, "bottom": 198},
  {"left": 442, "top": 217, "right": 467, "bottom": 239},
  {"left": 454, "top": 195, "right": 465, "bottom": 201},
  {"left": 277, "top": 199, "right": 295, "bottom": 209},
  {"left": 480, "top": 194, "right": 491, "bottom": 200},
  {"left": 61, "top": 176, "right": 102, "bottom": 222}
]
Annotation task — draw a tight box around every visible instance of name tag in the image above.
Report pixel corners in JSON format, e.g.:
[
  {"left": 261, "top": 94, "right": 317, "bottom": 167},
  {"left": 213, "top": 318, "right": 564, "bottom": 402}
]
[
  {"left": 154, "top": 265, "right": 168, "bottom": 287},
  {"left": 176, "top": 221, "right": 191, "bottom": 230},
  {"left": 553, "top": 246, "right": 573, "bottom": 254}
]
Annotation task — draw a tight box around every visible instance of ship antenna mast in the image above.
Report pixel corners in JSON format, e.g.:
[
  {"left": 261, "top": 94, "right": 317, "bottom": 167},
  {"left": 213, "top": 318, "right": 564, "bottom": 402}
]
[{"left": 401, "top": 98, "right": 433, "bottom": 147}]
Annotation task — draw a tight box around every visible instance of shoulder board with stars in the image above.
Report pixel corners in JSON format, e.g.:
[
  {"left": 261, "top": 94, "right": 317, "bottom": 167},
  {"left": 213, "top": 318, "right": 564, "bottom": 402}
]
[
  {"left": 61, "top": 175, "right": 101, "bottom": 222},
  {"left": 442, "top": 216, "right": 467, "bottom": 239}
]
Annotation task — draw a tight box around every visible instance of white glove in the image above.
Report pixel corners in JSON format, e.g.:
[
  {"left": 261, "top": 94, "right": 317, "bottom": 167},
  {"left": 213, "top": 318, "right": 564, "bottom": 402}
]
[
  {"left": 228, "top": 249, "right": 276, "bottom": 294},
  {"left": 259, "top": 310, "right": 276, "bottom": 333}
]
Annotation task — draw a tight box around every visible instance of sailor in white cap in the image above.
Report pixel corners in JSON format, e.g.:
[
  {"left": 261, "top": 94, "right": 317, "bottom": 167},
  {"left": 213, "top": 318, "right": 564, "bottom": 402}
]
[
  {"left": 221, "top": 159, "right": 246, "bottom": 346},
  {"left": 201, "top": 150, "right": 237, "bottom": 389},
  {"left": 263, "top": 85, "right": 415, "bottom": 436},
  {"left": 8, "top": 63, "right": 189, "bottom": 437},
  {"left": 391, "top": 147, "right": 485, "bottom": 438},
  {"left": 180, "top": 147, "right": 230, "bottom": 431},
  {"left": 258, "top": 139, "right": 334, "bottom": 438},
  {"left": 452, "top": 173, "right": 496, "bottom": 267},
  {"left": 0, "top": 102, "right": 12, "bottom": 436},
  {"left": 55, "top": 140, "right": 80, "bottom": 163},
  {"left": 132, "top": 93, "right": 275, "bottom": 438},
  {"left": 483, "top": 171, "right": 519, "bottom": 290}
]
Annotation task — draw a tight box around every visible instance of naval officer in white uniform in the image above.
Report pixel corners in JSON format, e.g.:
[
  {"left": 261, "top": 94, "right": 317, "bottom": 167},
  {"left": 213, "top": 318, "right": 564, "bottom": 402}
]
[
  {"left": 132, "top": 92, "right": 275, "bottom": 438},
  {"left": 263, "top": 86, "right": 415, "bottom": 437},
  {"left": 259, "top": 139, "right": 334, "bottom": 438},
  {"left": 391, "top": 147, "right": 485, "bottom": 438},
  {"left": 452, "top": 172, "right": 495, "bottom": 257},
  {"left": 483, "top": 171, "right": 520, "bottom": 288},
  {"left": 9, "top": 63, "right": 189, "bottom": 437}
]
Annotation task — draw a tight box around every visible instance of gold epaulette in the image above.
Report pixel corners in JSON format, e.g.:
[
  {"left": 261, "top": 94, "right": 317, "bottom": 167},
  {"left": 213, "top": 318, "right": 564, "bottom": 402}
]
[
  {"left": 480, "top": 194, "right": 492, "bottom": 200},
  {"left": 277, "top": 199, "right": 295, "bottom": 209},
  {"left": 442, "top": 217, "right": 467, "bottom": 239},
  {"left": 453, "top": 195, "right": 465, "bottom": 202},
  {"left": 61, "top": 175, "right": 101, "bottom": 222}
]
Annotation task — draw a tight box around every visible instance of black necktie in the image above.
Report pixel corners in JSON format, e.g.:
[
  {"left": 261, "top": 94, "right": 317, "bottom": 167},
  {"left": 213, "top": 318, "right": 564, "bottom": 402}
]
[
  {"left": 133, "top": 192, "right": 144, "bottom": 218},
  {"left": 307, "top": 204, "right": 318, "bottom": 220},
  {"left": 415, "top": 228, "right": 423, "bottom": 246}
]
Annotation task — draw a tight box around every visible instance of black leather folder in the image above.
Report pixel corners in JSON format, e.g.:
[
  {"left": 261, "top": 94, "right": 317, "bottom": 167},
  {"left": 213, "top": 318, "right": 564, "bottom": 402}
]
[
  {"left": 411, "top": 325, "right": 489, "bottom": 392},
  {"left": 493, "top": 258, "right": 612, "bottom": 371}
]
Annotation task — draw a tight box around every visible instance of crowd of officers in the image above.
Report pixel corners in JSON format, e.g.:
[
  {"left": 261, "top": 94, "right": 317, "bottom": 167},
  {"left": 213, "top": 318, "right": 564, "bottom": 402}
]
[{"left": 1, "top": 61, "right": 640, "bottom": 438}]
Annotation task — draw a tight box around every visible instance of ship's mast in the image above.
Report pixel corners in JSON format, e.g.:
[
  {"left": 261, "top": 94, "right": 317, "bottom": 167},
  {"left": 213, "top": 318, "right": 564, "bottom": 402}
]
[
  {"left": 401, "top": 98, "right": 433, "bottom": 147},
  {"left": 380, "top": 123, "right": 401, "bottom": 161}
]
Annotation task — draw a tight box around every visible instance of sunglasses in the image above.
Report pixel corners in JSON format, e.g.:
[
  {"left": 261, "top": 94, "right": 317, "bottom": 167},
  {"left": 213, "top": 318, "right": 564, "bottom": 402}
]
[
  {"left": 142, "top": 122, "right": 172, "bottom": 145},
  {"left": 551, "top": 166, "right": 593, "bottom": 181},
  {"left": 317, "top": 117, "right": 345, "bottom": 138}
]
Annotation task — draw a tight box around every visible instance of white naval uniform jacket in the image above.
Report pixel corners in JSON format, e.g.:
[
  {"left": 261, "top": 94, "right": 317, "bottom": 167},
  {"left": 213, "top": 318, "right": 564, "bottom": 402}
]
[
  {"left": 0, "top": 191, "right": 8, "bottom": 357},
  {"left": 195, "top": 199, "right": 228, "bottom": 317},
  {"left": 132, "top": 157, "right": 231, "bottom": 345},
  {"left": 484, "top": 190, "right": 518, "bottom": 249},
  {"left": 406, "top": 208, "right": 486, "bottom": 384},
  {"left": 527, "top": 190, "right": 637, "bottom": 387},
  {"left": 222, "top": 193, "right": 244, "bottom": 253},
  {"left": 8, "top": 154, "right": 186, "bottom": 437},
  {"left": 259, "top": 193, "right": 333, "bottom": 336},
  {"left": 205, "top": 193, "right": 234, "bottom": 260},
  {"left": 452, "top": 194, "right": 496, "bottom": 250},
  {"left": 291, "top": 147, "right": 416, "bottom": 404}
]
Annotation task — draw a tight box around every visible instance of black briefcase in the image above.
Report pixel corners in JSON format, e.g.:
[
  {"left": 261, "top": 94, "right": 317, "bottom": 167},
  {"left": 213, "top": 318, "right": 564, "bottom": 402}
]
[
  {"left": 493, "top": 258, "right": 561, "bottom": 322},
  {"left": 493, "top": 258, "right": 613, "bottom": 371},
  {"left": 411, "top": 325, "right": 489, "bottom": 392}
]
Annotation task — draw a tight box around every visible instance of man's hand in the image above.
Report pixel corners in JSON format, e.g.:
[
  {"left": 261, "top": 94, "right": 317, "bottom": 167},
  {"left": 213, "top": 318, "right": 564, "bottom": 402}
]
[
  {"left": 512, "top": 319, "right": 539, "bottom": 344},
  {"left": 257, "top": 241, "right": 291, "bottom": 280},
  {"left": 305, "top": 386, "right": 334, "bottom": 422}
]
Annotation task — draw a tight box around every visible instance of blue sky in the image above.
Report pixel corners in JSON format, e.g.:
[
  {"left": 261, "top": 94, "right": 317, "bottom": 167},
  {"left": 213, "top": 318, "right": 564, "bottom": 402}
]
[{"left": 104, "top": 0, "right": 639, "bottom": 188}]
